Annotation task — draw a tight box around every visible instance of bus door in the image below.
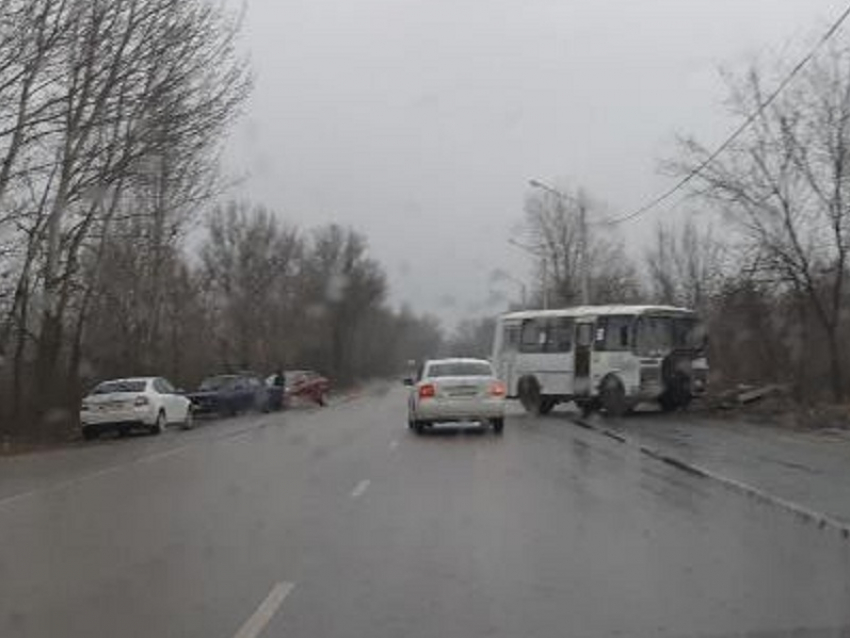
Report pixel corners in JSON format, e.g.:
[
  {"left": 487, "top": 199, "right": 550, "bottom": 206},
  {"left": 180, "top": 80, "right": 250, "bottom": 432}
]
[{"left": 574, "top": 320, "right": 595, "bottom": 395}]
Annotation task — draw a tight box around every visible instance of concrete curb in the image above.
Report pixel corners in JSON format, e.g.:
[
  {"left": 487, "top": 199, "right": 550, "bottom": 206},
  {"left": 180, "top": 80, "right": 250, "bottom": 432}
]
[{"left": 571, "top": 415, "right": 850, "bottom": 540}]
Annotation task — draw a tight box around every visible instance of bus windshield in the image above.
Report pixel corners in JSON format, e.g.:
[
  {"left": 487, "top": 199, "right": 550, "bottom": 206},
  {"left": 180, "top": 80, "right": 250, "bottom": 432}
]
[{"left": 634, "top": 315, "right": 705, "bottom": 356}]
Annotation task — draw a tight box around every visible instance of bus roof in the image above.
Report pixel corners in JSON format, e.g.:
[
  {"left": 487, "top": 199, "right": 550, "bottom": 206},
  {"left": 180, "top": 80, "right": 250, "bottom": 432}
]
[{"left": 498, "top": 304, "right": 695, "bottom": 321}]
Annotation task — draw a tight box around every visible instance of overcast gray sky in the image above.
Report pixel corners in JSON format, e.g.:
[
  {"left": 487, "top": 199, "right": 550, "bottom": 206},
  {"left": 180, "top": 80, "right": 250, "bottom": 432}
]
[{"left": 224, "top": 0, "right": 844, "bottom": 328}]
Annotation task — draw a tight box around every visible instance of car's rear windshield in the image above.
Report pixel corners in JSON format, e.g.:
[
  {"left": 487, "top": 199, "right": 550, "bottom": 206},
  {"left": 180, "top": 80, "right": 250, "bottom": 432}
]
[
  {"left": 92, "top": 380, "right": 147, "bottom": 394},
  {"left": 199, "top": 376, "right": 235, "bottom": 391},
  {"left": 427, "top": 362, "right": 492, "bottom": 378}
]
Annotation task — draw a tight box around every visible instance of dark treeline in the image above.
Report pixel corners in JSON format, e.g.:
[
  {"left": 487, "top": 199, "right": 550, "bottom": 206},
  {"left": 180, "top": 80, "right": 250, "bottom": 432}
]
[{"left": 0, "top": 0, "right": 440, "bottom": 436}]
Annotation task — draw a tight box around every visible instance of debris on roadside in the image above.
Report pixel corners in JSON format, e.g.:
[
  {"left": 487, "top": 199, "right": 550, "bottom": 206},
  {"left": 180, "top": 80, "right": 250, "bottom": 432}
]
[
  {"left": 737, "top": 384, "right": 791, "bottom": 405},
  {"left": 697, "top": 382, "right": 850, "bottom": 430}
]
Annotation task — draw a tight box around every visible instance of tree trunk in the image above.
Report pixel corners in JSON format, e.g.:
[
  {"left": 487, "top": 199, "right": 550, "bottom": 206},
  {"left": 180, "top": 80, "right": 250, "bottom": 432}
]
[
  {"left": 826, "top": 326, "right": 845, "bottom": 402},
  {"left": 34, "top": 311, "right": 63, "bottom": 412},
  {"left": 10, "top": 290, "right": 30, "bottom": 433}
]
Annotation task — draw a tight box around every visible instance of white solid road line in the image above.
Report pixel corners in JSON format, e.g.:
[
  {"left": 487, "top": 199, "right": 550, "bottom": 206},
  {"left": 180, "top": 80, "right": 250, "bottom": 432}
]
[
  {"left": 350, "top": 479, "right": 371, "bottom": 498},
  {"left": 233, "top": 581, "right": 295, "bottom": 638}
]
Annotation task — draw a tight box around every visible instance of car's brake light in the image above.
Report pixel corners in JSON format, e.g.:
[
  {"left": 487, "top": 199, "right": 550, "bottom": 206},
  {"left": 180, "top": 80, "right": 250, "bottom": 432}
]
[
  {"left": 419, "top": 383, "right": 436, "bottom": 399},
  {"left": 134, "top": 396, "right": 149, "bottom": 407},
  {"left": 490, "top": 381, "right": 507, "bottom": 397}
]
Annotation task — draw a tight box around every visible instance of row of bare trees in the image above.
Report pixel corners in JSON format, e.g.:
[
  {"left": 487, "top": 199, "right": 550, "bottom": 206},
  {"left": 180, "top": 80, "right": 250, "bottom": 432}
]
[
  {"left": 0, "top": 0, "right": 441, "bottom": 437},
  {"left": 517, "top": 41, "right": 850, "bottom": 403},
  {"left": 0, "top": 0, "right": 252, "bottom": 433},
  {"left": 194, "top": 202, "right": 441, "bottom": 387}
]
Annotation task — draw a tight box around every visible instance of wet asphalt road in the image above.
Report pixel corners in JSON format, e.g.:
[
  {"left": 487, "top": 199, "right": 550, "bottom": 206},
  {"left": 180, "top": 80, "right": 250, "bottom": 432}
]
[{"left": 1, "top": 388, "right": 849, "bottom": 638}]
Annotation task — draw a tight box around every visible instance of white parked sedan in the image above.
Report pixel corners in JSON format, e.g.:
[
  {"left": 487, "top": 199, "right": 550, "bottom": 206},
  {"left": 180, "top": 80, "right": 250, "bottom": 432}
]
[
  {"left": 406, "top": 358, "right": 506, "bottom": 435},
  {"left": 80, "top": 377, "right": 193, "bottom": 440}
]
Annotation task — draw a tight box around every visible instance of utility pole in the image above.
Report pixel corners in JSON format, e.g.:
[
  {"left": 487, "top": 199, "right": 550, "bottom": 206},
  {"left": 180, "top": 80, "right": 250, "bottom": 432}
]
[
  {"left": 507, "top": 239, "right": 546, "bottom": 309},
  {"left": 578, "top": 192, "right": 589, "bottom": 306},
  {"left": 529, "top": 179, "right": 592, "bottom": 306}
]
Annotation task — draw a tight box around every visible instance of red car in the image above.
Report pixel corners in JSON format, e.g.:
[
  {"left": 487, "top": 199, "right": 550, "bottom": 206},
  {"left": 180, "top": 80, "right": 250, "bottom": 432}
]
[{"left": 284, "top": 370, "right": 330, "bottom": 406}]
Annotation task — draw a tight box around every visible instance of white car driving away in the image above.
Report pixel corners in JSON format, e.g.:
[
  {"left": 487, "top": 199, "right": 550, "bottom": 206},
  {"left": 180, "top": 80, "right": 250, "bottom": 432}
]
[
  {"left": 406, "top": 358, "right": 506, "bottom": 435},
  {"left": 80, "top": 377, "right": 193, "bottom": 440}
]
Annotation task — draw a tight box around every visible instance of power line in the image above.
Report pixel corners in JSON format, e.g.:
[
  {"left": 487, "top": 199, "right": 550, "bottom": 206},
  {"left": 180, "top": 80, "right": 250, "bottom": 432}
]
[{"left": 604, "top": 1, "right": 850, "bottom": 226}]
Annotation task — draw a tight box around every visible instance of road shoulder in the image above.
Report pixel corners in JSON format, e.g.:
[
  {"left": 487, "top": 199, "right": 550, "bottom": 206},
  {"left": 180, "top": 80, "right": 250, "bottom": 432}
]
[{"left": 574, "top": 410, "right": 850, "bottom": 534}]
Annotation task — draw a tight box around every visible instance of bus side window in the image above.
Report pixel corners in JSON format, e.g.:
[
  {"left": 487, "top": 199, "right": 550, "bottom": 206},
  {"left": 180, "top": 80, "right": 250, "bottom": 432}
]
[
  {"left": 520, "top": 319, "right": 543, "bottom": 353},
  {"left": 596, "top": 316, "right": 632, "bottom": 351},
  {"left": 549, "top": 318, "right": 573, "bottom": 352},
  {"left": 594, "top": 318, "right": 607, "bottom": 349},
  {"left": 505, "top": 326, "right": 520, "bottom": 350},
  {"left": 608, "top": 316, "right": 632, "bottom": 350}
]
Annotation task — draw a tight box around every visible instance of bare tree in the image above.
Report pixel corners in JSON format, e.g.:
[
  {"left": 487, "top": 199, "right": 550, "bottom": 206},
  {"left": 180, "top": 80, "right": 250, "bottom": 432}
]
[
  {"left": 201, "top": 201, "right": 302, "bottom": 371},
  {"left": 645, "top": 218, "right": 726, "bottom": 312},
  {"left": 522, "top": 185, "right": 642, "bottom": 307},
  {"left": 443, "top": 317, "right": 496, "bottom": 358},
  {"left": 0, "top": 0, "right": 251, "bottom": 428},
  {"left": 197, "top": 204, "right": 440, "bottom": 386},
  {"left": 672, "top": 43, "right": 850, "bottom": 400}
]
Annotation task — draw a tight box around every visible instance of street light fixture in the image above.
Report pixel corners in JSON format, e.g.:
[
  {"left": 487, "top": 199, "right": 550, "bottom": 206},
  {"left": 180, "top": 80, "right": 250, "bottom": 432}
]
[{"left": 527, "top": 178, "right": 590, "bottom": 306}]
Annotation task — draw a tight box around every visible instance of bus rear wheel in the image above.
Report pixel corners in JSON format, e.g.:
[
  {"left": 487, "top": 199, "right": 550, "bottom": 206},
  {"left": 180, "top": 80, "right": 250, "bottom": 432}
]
[{"left": 519, "top": 377, "right": 542, "bottom": 415}]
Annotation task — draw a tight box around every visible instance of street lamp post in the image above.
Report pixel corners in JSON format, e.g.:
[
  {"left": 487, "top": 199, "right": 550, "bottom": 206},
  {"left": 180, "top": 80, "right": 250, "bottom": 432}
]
[{"left": 528, "top": 179, "right": 590, "bottom": 306}]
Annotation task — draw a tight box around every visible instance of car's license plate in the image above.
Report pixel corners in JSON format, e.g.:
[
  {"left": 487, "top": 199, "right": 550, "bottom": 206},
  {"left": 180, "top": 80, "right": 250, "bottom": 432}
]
[{"left": 448, "top": 387, "right": 478, "bottom": 397}]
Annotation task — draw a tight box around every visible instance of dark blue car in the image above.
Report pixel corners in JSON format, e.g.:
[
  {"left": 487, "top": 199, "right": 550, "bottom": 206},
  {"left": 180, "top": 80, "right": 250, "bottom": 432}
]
[{"left": 187, "top": 373, "right": 270, "bottom": 417}]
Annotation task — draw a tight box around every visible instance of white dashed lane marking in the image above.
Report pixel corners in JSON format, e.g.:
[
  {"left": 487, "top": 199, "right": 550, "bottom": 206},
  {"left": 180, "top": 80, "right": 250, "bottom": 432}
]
[
  {"left": 232, "top": 582, "right": 295, "bottom": 638},
  {"left": 350, "top": 479, "right": 371, "bottom": 499}
]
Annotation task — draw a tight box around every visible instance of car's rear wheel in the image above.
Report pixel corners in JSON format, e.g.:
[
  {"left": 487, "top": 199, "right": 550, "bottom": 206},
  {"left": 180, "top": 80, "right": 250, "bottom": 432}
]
[
  {"left": 82, "top": 426, "right": 97, "bottom": 441},
  {"left": 413, "top": 420, "right": 427, "bottom": 435},
  {"left": 150, "top": 410, "right": 166, "bottom": 435},
  {"left": 491, "top": 418, "right": 504, "bottom": 435}
]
